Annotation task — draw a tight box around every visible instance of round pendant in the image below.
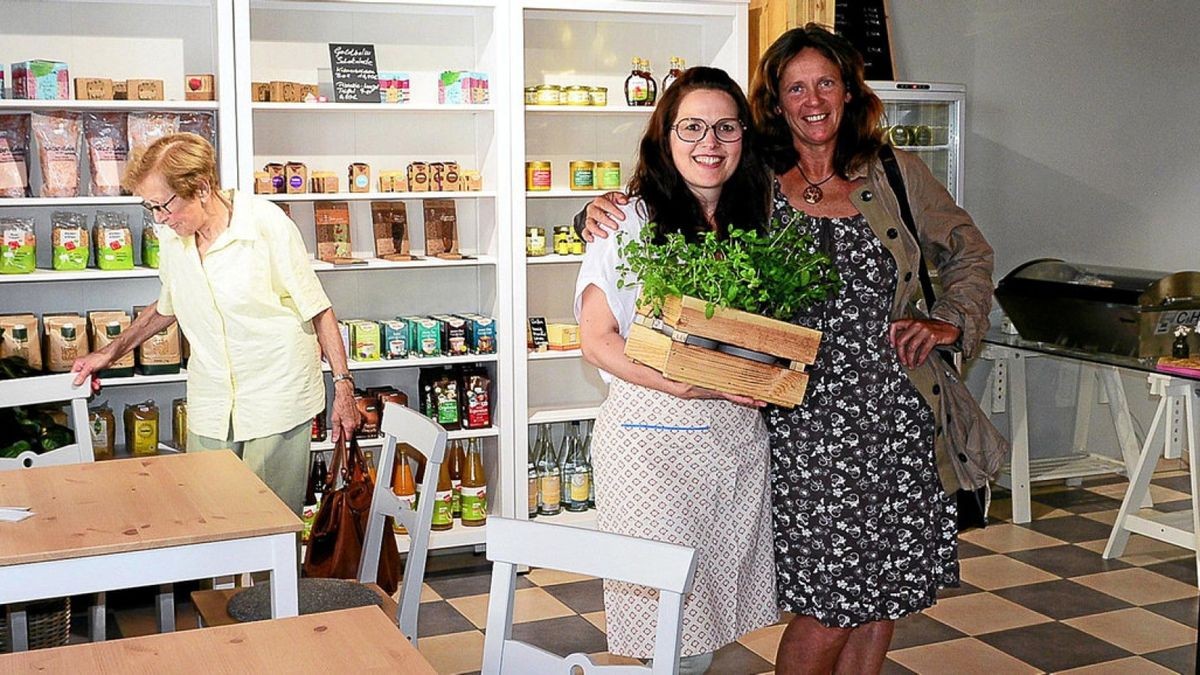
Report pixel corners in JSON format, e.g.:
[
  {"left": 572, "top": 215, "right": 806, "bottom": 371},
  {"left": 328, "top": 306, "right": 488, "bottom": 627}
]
[{"left": 803, "top": 184, "right": 824, "bottom": 204}]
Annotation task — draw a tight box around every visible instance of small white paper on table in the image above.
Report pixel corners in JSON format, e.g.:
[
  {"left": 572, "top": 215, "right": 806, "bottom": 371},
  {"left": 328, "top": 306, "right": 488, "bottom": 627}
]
[{"left": 0, "top": 508, "right": 34, "bottom": 522}]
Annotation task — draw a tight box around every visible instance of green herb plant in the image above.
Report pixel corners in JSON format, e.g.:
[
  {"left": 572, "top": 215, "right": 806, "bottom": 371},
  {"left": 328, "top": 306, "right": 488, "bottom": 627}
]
[{"left": 616, "top": 218, "right": 840, "bottom": 321}]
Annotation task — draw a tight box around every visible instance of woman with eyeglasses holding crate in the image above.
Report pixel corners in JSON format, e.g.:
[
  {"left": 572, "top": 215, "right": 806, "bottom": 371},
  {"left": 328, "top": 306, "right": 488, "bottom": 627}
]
[
  {"left": 71, "top": 133, "right": 358, "bottom": 514},
  {"left": 574, "top": 67, "right": 778, "bottom": 674}
]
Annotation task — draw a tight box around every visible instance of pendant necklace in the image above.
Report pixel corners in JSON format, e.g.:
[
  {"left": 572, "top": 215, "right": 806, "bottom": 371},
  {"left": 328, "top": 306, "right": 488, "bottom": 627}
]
[{"left": 797, "top": 163, "right": 835, "bottom": 204}]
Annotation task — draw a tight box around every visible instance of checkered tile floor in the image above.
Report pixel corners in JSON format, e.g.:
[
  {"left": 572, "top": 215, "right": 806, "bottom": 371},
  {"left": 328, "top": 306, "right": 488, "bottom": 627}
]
[{"left": 92, "top": 462, "right": 1198, "bottom": 673}]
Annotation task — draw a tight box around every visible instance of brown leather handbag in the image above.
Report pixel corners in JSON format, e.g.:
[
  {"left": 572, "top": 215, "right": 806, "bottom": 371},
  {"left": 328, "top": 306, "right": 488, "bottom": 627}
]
[{"left": 302, "top": 436, "right": 401, "bottom": 594}]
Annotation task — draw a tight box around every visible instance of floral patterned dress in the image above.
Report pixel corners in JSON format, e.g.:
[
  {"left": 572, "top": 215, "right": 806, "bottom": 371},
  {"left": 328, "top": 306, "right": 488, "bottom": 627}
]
[{"left": 765, "top": 183, "right": 959, "bottom": 628}]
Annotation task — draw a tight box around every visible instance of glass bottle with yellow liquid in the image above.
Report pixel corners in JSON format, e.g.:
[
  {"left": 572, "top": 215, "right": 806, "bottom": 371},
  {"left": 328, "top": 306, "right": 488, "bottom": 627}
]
[
  {"left": 431, "top": 457, "right": 455, "bottom": 531},
  {"left": 392, "top": 446, "right": 416, "bottom": 535},
  {"left": 461, "top": 438, "right": 487, "bottom": 527}
]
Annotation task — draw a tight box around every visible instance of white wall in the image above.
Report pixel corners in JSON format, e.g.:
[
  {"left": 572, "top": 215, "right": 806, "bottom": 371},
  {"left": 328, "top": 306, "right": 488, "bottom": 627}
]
[{"left": 889, "top": 2, "right": 1200, "bottom": 461}]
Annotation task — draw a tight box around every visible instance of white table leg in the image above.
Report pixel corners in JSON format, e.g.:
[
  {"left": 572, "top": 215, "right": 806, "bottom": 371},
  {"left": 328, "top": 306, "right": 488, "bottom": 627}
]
[
  {"left": 156, "top": 583, "right": 175, "bottom": 632},
  {"left": 1166, "top": 393, "right": 1185, "bottom": 460},
  {"left": 1071, "top": 363, "right": 1096, "bottom": 455},
  {"left": 90, "top": 591, "right": 106, "bottom": 642},
  {"left": 1185, "top": 384, "right": 1200, "bottom": 584},
  {"left": 268, "top": 533, "right": 299, "bottom": 618},
  {"left": 1008, "top": 353, "right": 1033, "bottom": 524},
  {"left": 1105, "top": 380, "right": 1171, "bottom": 559},
  {"left": 7, "top": 605, "right": 28, "bottom": 651},
  {"left": 1097, "top": 366, "right": 1152, "bottom": 508}
]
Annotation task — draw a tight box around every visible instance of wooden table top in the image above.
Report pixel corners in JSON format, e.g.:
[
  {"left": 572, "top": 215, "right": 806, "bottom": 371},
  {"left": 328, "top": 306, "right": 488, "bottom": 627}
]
[
  {"left": 0, "top": 451, "right": 302, "bottom": 566},
  {"left": 0, "top": 606, "right": 438, "bottom": 674}
]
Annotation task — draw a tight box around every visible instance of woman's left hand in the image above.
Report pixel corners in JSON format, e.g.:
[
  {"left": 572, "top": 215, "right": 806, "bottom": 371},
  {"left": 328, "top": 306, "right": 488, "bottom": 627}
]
[
  {"left": 330, "top": 385, "right": 362, "bottom": 443},
  {"left": 889, "top": 318, "right": 961, "bottom": 369}
]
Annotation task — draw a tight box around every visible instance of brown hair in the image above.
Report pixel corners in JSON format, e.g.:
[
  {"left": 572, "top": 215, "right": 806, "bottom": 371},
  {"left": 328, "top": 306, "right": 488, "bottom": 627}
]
[
  {"left": 629, "top": 66, "right": 771, "bottom": 243},
  {"left": 749, "top": 23, "right": 885, "bottom": 177},
  {"left": 123, "top": 132, "right": 219, "bottom": 198}
]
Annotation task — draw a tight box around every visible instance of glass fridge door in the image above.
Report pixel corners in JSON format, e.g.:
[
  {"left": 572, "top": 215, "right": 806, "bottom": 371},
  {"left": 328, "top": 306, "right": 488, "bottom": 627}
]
[{"left": 868, "top": 82, "right": 965, "bottom": 204}]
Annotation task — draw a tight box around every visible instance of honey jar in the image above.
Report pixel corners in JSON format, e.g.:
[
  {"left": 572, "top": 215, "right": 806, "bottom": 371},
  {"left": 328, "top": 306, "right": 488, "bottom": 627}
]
[
  {"left": 568, "top": 228, "right": 585, "bottom": 255},
  {"left": 595, "top": 161, "right": 621, "bottom": 190},
  {"left": 526, "top": 227, "right": 547, "bottom": 257},
  {"left": 553, "top": 226, "right": 571, "bottom": 255},
  {"left": 526, "top": 161, "right": 552, "bottom": 191},
  {"left": 569, "top": 160, "right": 594, "bottom": 190},
  {"left": 564, "top": 85, "right": 591, "bottom": 106},
  {"left": 89, "top": 402, "right": 115, "bottom": 460},
  {"left": 533, "top": 85, "right": 562, "bottom": 106},
  {"left": 172, "top": 398, "right": 188, "bottom": 451},
  {"left": 524, "top": 87, "right": 537, "bottom": 105},
  {"left": 588, "top": 87, "right": 607, "bottom": 106}
]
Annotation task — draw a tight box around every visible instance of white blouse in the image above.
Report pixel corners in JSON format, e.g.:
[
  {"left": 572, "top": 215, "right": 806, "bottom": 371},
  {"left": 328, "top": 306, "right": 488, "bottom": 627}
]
[{"left": 573, "top": 200, "right": 649, "bottom": 384}]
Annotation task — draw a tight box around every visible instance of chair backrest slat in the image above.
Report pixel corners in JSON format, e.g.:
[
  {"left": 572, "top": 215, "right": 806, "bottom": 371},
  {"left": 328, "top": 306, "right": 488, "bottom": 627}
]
[{"left": 0, "top": 374, "right": 94, "bottom": 469}]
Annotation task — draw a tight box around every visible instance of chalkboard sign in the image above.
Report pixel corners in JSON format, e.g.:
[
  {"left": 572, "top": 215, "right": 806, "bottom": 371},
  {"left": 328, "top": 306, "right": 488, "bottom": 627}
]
[
  {"left": 328, "top": 43, "right": 381, "bottom": 103},
  {"left": 835, "top": 1, "right": 894, "bottom": 81}
]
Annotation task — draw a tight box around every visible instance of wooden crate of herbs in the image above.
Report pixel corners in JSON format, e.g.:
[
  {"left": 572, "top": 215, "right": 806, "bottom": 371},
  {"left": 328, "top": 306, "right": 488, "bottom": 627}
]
[{"left": 624, "top": 294, "right": 821, "bottom": 407}]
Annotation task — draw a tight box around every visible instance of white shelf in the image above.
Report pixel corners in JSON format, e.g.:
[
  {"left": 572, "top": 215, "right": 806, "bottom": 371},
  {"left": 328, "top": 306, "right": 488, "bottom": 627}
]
[
  {"left": 892, "top": 144, "right": 951, "bottom": 152},
  {"left": 338, "top": 353, "right": 498, "bottom": 372},
  {"left": 528, "top": 349, "right": 581, "bottom": 361},
  {"left": 400, "top": 524, "right": 487, "bottom": 554},
  {"left": 251, "top": 102, "right": 494, "bottom": 113},
  {"left": 524, "top": 105, "right": 652, "bottom": 114},
  {"left": 527, "top": 254, "right": 584, "bottom": 265},
  {"left": 310, "top": 255, "right": 497, "bottom": 272},
  {"left": 536, "top": 508, "right": 598, "bottom": 530},
  {"left": 528, "top": 404, "right": 601, "bottom": 425},
  {"left": 265, "top": 191, "right": 496, "bottom": 203},
  {"left": 311, "top": 426, "right": 500, "bottom": 453},
  {"left": 0, "top": 100, "right": 219, "bottom": 112},
  {"left": 0, "top": 267, "right": 161, "bottom": 284},
  {"left": 0, "top": 256, "right": 498, "bottom": 283},
  {"left": 0, "top": 196, "right": 143, "bottom": 208},
  {"left": 526, "top": 189, "right": 616, "bottom": 199},
  {"left": 100, "top": 371, "right": 188, "bottom": 387}
]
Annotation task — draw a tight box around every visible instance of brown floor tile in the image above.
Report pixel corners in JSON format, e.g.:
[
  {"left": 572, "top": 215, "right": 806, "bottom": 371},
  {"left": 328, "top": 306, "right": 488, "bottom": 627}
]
[
  {"left": 1087, "top": 481, "right": 1190, "bottom": 505},
  {"left": 425, "top": 569, "right": 531, "bottom": 600},
  {"left": 976, "top": 621, "right": 1132, "bottom": 672},
  {"left": 1073, "top": 568, "right": 1198, "bottom": 606},
  {"left": 509, "top": 615, "right": 608, "bottom": 658},
  {"left": 1081, "top": 509, "right": 1120, "bottom": 525},
  {"left": 1056, "top": 656, "right": 1176, "bottom": 674},
  {"left": 1143, "top": 596, "right": 1199, "bottom": 629},
  {"left": 956, "top": 539, "right": 993, "bottom": 559},
  {"left": 448, "top": 587, "right": 575, "bottom": 629},
  {"left": 712, "top": 641, "right": 774, "bottom": 674},
  {"left": 994, "top": 579, "right": 1131, "bottom": 620},
  {"left": 987, "top": 497, "right": 1065, "bottom": 522},
  {"left": 1143, "top": 644, "right": 1198, "bottom": 673},
  {"left": 1143, "top": 557, "right": 1199, "bottom": 586},
  {"left": 888, "top": 637, "right": 1041, "bottom": 674},
  {"left": 879, "top": 658, "right": 917, "bottom": 674},
  {"left": 937, "top": 581, "right": 983, "bottom": 599},
  {"left": 416, "top": 600, "right": 478, "bottom": 638},
  {"left": 523, "top": 568, "right": 596, "bottom": 587},
  {"left": 1008, "top": 543, "right": 1131, "bottom": 578},
  {"left": 416, "top": 629, "right": 485, "bottom": 675},
  {"left": 888, "top": 612, "right": 966, "bottom": 650},
  {"left": 738, "top": 622, "right": 784, "bottom": 664},
  {"left": 1077, "top": 535, "right": 1194, "bottom": 567},
  {"left": 1033, "top": 489, "right": 1124, "bottom": 514},
  {"left": 1064, "top": 607, "right": 1195, "bottom": 655},
  {"left": 960, "top": 522, "right": 1067, "bottom": 553},
  {"left": 112, "top": 600, "right": 199, "bottom": 638},
  {"left": 1151, "top": 498, "right": 1196, "bottom": 513},
  {"left": 1150, "top": 473, "right": 1195, "bottom": 494},
  {"left": 539, "top": 578, "right": 605, "bottom": 614},
  {"left": 921, "top": 592, "right": 1051, "bottom": 635},
  {"left": 1023, "top": 513, "right": 1123, "bottom": 543},
  {"left": 959, "top": 554, "right": 1060, "bottom": 590},
  {"left": 420, "top": 583, "right": 442, "bottom": 603},
  {"left": 580, "top": 610, "right": 606, "bottom": 633}
]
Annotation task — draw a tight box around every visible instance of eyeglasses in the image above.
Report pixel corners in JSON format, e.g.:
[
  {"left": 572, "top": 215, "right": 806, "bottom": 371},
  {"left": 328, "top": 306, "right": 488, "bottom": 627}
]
[
  {"left": 671, "top": 117, "right": 745, "bottom": 143},
  {"left": 142, "top": 194, "right": 178, "bottom": 216}
]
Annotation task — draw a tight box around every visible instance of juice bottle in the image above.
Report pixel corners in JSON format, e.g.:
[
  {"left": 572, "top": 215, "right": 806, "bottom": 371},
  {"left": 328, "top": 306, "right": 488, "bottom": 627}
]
[
  {"left": 461, "top": 439, "right": 487, "bottom": 527},
  {"left": 431, "top": 458, "right": 454, "bottom": 531}
]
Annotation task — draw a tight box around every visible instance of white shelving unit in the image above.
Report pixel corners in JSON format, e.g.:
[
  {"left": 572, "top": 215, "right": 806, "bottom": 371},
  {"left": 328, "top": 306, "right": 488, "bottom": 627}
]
[
  {"left": 510, "top": 0, "right": 749, "bottom": 531},
  {"left": 0, "top": 0, "right": 237, "bottom": 444},
  {"left": 232, "top": 0, "right": 512, "bottom": 553}
]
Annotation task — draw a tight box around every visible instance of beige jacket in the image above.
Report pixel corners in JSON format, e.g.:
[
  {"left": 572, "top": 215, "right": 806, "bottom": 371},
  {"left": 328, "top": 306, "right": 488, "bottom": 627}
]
[{"left": 847, "top": 149, "right": 997, "bottom": 493}]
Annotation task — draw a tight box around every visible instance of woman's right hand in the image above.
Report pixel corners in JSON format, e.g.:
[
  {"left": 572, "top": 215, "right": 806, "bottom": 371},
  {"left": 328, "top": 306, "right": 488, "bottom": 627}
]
[
  {"left": 582, "top": 192, "right": 629, "bottom": 242},
  {"left": 71, "top": 351, "right": 113, "bottom": 393}
]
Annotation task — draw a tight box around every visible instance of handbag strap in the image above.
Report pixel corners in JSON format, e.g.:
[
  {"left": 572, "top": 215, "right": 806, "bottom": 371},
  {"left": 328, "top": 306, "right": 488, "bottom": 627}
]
[
  {"left": 878, "top": 145, "right": 937, "bottom": 310},
  {"left": 325, "top": 435, "right": 368, "bottom": 490}
]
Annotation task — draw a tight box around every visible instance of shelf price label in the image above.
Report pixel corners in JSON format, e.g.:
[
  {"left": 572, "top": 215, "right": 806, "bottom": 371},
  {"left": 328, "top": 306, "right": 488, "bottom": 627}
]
[{"left": 328, "top": 43, "right": 381, "bottom": 103}]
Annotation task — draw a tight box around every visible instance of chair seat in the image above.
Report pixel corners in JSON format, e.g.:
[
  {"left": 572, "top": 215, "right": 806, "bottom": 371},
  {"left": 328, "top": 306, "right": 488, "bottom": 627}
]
[{"left": 191, "top": 580, "right": 398, "bottom": 628}]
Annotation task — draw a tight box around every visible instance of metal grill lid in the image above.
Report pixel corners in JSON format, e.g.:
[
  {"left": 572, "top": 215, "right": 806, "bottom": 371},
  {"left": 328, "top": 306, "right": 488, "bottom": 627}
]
[{"left": 1000, "top": 259, "right": 1200, "bottom": 308}]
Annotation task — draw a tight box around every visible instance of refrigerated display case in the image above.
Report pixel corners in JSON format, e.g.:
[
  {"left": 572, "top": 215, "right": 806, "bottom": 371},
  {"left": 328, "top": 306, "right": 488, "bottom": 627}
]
[{"left": 869, "top": 81, "right": 965, "bottom": 204}]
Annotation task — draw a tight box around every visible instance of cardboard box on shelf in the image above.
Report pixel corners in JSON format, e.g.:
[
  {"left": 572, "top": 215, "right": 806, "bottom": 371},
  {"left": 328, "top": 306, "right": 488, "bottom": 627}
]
[
  {"left": 284, "top": 161, "right": 308, "bottom": 194},
  {"left": 74, "top": 78, "right": 113, "bottom": 101},
  {"left": 348, "top": 163, "right": 371, "bottom": 193},
  {"left": 254, "top": 171, "right": 272, "bottom": 194},
  {"left": 251, "top": 82, "right": 270, "bottom": 102},
  {"left": 422, "top": 199, "right": 461, "bottom": 259},
  {"left": 263, "top": 163, "right": 285, "bottom": 194},
  {"left": 309, "top": 172, "right": 338, "bottom": 194},
  {"left": 12, "top": 60, "right": 68, "bottom": 100},
  {"left": 126, "top": 79, "right": 164, "bottom": 101},
  {"left": 112, "top": 80, "right": 128, "bottom": 100},
  {"left": 185, "top": 74, "right": 215, "bottom": 101},
  {"left": 407, "top": 162, "right": 430, "bottom": 192}
]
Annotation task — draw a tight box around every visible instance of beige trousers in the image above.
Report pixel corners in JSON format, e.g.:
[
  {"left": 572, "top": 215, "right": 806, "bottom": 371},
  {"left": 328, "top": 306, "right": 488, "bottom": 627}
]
[{"left": 188, "top": 419, "right": 312, "bottom": 515}]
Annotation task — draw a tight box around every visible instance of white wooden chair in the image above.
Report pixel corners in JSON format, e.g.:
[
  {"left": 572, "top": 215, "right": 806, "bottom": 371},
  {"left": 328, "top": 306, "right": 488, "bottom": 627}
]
[
  {"left": 191, "top": 402, "right": 445, "bottom": 646},
  {"left": 359, "top": 401, "right": 447, "bottom": 644},
  {"left": 482, "top": 518, "right": 698, "bottom": 675},
  {"left": 0, "top": 373, "right": 111, "bottom": 648}
]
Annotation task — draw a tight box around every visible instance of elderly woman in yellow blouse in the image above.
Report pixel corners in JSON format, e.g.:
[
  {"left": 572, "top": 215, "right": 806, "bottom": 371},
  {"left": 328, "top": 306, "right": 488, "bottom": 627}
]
[{"left": 71, "top": 133, "right": 358, "bottom": 514}]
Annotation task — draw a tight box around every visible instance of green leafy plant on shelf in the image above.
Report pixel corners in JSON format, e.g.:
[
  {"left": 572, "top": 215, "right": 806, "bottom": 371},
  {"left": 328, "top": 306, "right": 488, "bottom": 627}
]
[
  {"left": 616, "top": 217, "right": 841, "bottom": 320},
  {"left": 0, "top": 355, "right": 75, "bottom": 458}
]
